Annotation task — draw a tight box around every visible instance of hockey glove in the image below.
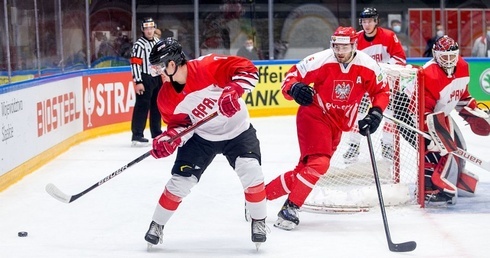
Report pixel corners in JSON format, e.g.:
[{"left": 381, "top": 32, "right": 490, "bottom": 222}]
[
  {"left": 218, "top": 83, "right": 245, "bottom": 118},
  {"left": 358, "top": 107, "right": 383, "bottom": 136},
  {"left": 288, "top": 82, "right": 314, "bottom": 106},
  {"left": 459, "top": 106, "right": 490, "bottom": 136},
  {"left": 426, "top": 140, "right": 447, "bottom": 156},
  {"left": 151, "top": 128, "right": 183, "bottom": 159}
]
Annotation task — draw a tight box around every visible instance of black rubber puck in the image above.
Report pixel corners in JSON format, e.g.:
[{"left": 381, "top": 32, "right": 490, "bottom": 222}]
[{"left": 18, "top": 231, "right": 28, "bottom": 237}]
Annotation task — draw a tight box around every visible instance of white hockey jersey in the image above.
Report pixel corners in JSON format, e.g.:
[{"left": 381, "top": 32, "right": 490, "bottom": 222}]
[{"left": 156, "top": 54, "right": 259, "bottom": 142}]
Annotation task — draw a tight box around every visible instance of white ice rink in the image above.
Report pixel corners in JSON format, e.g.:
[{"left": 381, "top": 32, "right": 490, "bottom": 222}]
[{"left": 1, "top": 115, "right": 490, "bottom": 258}]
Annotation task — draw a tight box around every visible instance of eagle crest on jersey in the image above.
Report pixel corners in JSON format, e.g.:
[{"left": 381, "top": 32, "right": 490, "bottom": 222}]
[{"left": 334, "top": 81, "right": 352, "bottom": 100}]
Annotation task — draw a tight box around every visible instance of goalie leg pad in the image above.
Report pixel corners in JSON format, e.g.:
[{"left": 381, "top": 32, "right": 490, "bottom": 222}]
[
  {"left": 426, "top": 112, "right": 458, "bottom": 155},
  {"left": 457, "top": 169, "right": 479, "bottom": 197},
  {"left": 431, "top": 155, "right": 458, "bottom": 197}
]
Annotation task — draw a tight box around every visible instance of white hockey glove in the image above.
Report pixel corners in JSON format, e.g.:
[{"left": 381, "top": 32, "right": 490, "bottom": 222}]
[{"left": 427, "top": 140, "right": 447, "bottom": 156}]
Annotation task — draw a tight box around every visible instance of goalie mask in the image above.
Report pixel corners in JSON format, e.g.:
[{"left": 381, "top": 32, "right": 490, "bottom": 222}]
[
  {"left": 331, "top": 26, "right": 357, "bottom": 64},
  {"left": 432, "top": 35, "right": 459, "bottom": 77}
]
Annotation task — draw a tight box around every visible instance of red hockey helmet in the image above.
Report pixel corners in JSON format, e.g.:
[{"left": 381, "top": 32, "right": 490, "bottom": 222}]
[
  {"left": 331, "top": 26, "right": 357, "bottom": 45},
  {"left": 331, "top": 26, "right": 357, "bottom": 63},
  {"left": 432, "top": 35, "right": 459, "bottom": 76}
]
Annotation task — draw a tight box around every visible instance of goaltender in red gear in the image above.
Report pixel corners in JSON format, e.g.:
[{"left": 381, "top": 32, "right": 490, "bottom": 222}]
[
  {"left": 264, "top": 26, "right": 389, "bottom": 230},
  {"left": 143, "top": 38, "right": 268, "bottom": 249},
  {"left": 421, "top": 35, "right": 489, "bottom": 205}
]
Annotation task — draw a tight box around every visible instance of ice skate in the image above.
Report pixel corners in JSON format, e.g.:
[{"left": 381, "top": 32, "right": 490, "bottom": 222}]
[
  {"left": 251, "top": 218, "right": 269, "bottom": 250},
  {"left": 425, "top": 190, "right": 456, "bottom": 206},
  {"left": 381, "top": 141, "right": 394, "bottom": 160},
  {"left": 343, "top": 143, "right": 360, "bottom": 164},
  {"left": 132, "top": 136, "right": 149, "bottom": 147},
  {"left": 145, "top": 221, "right": 164, "bottom": 250},
  {"left": 274, "top": 199, "right": 300, "bottom": 231}
]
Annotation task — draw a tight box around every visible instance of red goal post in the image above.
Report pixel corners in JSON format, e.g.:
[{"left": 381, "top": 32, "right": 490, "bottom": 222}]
[{"left": 302, "top": 63, "right": 426, "bottom": 213}]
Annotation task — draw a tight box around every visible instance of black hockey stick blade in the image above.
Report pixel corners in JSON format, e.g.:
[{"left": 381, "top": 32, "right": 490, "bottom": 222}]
[{"left": 389, "top": 241, "right": 417, "bottom": 252}]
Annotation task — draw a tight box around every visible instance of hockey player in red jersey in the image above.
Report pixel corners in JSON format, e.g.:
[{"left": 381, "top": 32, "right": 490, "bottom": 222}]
[
  {"left": 421, "top": 35, "right": 489, "bottom": 205},
  {"left": 357, "top": 7, "right": 406, "bottom": 65},
  {"left": 343, "top": 7, "right": 407, "bottom": 163},
  {"left": 265, "top": 26, "right": 390, "bottom": 230},
  {"left": 143, "top": 38, "right": 268, "bottom": 249}
]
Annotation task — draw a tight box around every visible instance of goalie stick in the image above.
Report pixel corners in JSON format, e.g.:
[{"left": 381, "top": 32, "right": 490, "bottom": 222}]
[
  {"left": 365, "top": 127, "right": 417, "bottom": 252},
  {"left": 384, "top": 114, "right": 490, "bottom": 172},
  {"left": 46, "top": 112, "right": 219, "bottom": 203}
]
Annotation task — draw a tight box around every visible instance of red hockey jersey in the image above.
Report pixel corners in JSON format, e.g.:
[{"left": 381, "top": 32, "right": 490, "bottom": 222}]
[
  {"left": 281, "top": 49, "right": 390, "bottom": 131},
  {"left": 156, "top": 54, "right": 258, "bottom": 141},
  {"left": 357, "top": 27, "right": 406, "bottom": 65},
  {"left": 422, "top": 57, "right": 471, "bottom": 116}
]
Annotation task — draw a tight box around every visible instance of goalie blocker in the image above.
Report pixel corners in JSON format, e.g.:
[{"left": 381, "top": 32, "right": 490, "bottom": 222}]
[{"left": 425, "top": 112, "right": 479, "bottom": 204}]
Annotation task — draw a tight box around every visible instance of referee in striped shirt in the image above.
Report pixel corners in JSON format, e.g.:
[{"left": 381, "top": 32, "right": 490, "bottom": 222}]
[{"left": 130, "top": 17, "right": 163, "bottom": 146}]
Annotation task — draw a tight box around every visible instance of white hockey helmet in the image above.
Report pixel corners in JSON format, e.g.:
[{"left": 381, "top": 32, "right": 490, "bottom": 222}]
[{"left": 432, "top": 35, "right": 459, "bottom": 77}]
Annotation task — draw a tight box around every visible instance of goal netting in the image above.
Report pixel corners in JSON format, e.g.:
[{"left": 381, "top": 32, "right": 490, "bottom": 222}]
[{"left": 302, "top": 63, "right": 424, "bottom": 213}]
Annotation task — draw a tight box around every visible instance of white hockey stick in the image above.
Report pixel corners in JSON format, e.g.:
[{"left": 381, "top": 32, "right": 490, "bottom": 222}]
[{"left": 384, "top": 114, "right": 490, "bottom": 172}]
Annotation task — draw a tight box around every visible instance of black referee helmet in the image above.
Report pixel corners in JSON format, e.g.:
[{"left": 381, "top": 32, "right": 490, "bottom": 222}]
[{"left": 141, "top": 17, "right": 156, "bottom": 31}]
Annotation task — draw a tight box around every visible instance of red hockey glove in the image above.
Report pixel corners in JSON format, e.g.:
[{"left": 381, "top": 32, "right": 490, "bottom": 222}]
[
  {"left": 358, "top": 107, "right": 383, "bottom": 136},
  {"left": 150, "top": 129, "right": 183, "bottom": 159},
  {"left": 459, "top": 106, "right": 490, "bottom": 136},
  {"left": 218, "top": 83, "right": 244, "bottom": 118}
]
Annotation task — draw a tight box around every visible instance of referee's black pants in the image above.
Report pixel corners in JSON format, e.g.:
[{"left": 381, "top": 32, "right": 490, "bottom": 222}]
[{"left": 131, "top": 73, "right": 163, "bottom": 140}]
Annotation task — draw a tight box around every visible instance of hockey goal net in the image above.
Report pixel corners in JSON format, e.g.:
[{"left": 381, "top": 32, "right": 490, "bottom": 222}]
[{"left": 303, "top": 63, "right": 425, "bottom": 212}]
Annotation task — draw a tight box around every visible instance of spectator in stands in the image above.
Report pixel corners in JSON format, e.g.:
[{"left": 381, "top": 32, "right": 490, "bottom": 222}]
[
  {"left": 95, "top": 32, "right": 115, "bottom": 59},
  {"left": 236, "top": 37, "right": 261, "bottom": 60},
  {"left": 471, "top": 24, "right": 490, "bottom": 57},
  {"left": 161, "top": 28, "right": 174, "bottom": 39},
  {"left": 154, "top": 29, "right": 162, "bottom": 40},
  {"left": 390, "top": 19, "right": 411, "bottom": 53},
  {"left": 424, "top": 24, "right": 444, "bottom": 57}
]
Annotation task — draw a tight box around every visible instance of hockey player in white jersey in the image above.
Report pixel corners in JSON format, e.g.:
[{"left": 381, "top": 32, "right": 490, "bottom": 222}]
[{"left": 143, "top": 38, "right": 268, "bottom": 250}]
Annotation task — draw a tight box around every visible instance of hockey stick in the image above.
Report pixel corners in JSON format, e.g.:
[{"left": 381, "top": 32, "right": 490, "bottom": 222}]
[
  {"left": 46, "top": 112, "right": 219, "bottom": 203},
  {"left": 365, "top": 127, "right": 417, "bottom": 252},
  {"left": 384, "top": 114, "right": 490, "bottom": 172}
]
